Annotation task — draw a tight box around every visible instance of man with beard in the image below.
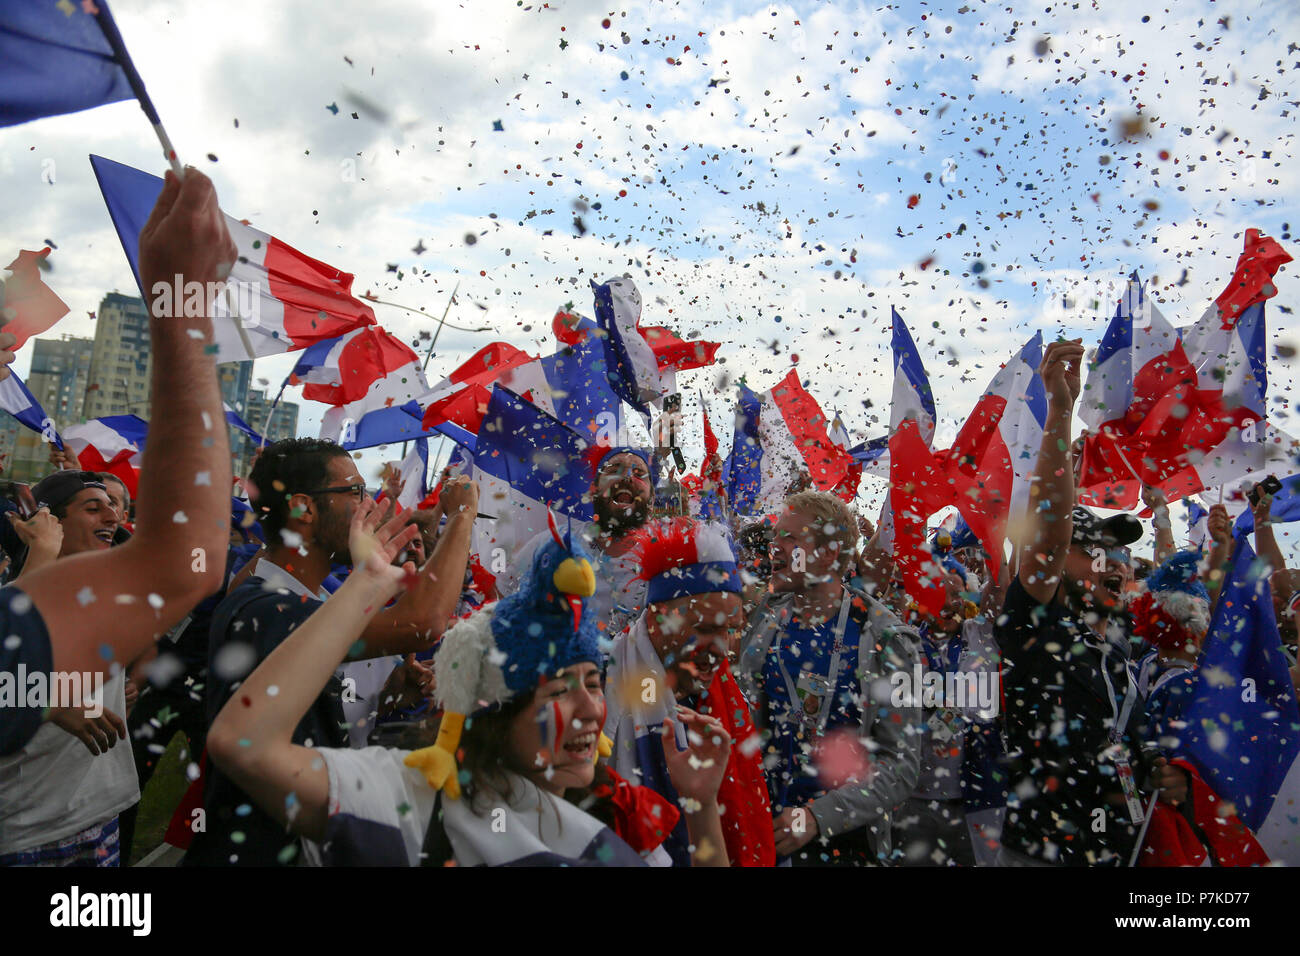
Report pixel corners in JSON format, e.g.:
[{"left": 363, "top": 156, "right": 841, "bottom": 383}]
[
  {"left": 185, "top": 439, "right": 477, "bottom": 865},
  {"left": 498, "top": 446, "right": 656, "bottom": 638},
  {"left": 996, "top": 339, "right": 1185, "bottom": 867}
]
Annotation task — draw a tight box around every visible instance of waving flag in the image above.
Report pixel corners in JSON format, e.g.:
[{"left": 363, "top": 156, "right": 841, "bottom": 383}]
[
  {"left": 1175, "top": 538, "right": 1300, "bottom": 864},
  {"left": 62, "top": 415, "right": 147, "bottom": 494},
  {"left": 828, "top": 411, "right": 863, "bottom": 503},
  {"left": 223, "top": 403, "right": 262, "bottom": 445},
  {"left": 864, "top": 308, "right": 937, "bottom": 482},
  {"left": 0, "top": 372, "right": 58, "bottom": 445},
  {"left": 393, "top": 439, "right": 429, "bottom": 514},
  {"left": 1231, "top": 472, "right": 1300, "bottom": 537},
  {"left": 2, "top": 248, "right": 69, "bottom": 349},
  {"left": 419, "top": 342, "right": 536, "bottom": 433},
  {"left": 300, "top": 328, "right": 430, "bottom": 445},
  {"left": 1080, "top": 250, "right": 1290, "bottom": 507},
  {"left": 0, "top": 2, "right": 133, "bottom": 127},
  {"left": 719, "top": 372, "right": 850, "bottom": 516},
  {"left": 890, "top": 333, "right": 1047, "bottom": 613},
  {"left": 643, "top": 325, "right": 721, "bottom": 373},
  {"left": 591, "top": 277, "right": 663, "bottom": 421},
  {"left": 91, "top": 155, "right": 378, "bottom": 363}
]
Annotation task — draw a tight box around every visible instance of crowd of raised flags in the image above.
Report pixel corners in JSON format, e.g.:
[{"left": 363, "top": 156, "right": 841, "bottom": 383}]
[{"left": 1, "top": 0, "right": 1298, "bottom": 873}]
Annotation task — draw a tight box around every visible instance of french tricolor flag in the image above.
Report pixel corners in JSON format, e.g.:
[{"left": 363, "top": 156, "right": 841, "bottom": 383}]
[
  {"left": 0, "top": 371, "right": 57, "bottom": 444},
  {"left": 1080, "top": 248, "right": 1290, "bottom": 507},
  {"left": 888, "top": 333, "right": 1046, "bottom": 612},
  {"left": 591, "top": 276, "right": 663, "bottom": 421},
  {"left": 294, "top": 327, "right": 431, "bottom": 446},
  {"left": 865, "top": 307, "right": 937, "bottom": 484},
  {"left": 722, "top": 371, "right": 851, "bottom": 516},
  {"left": 62, "top": 415, "right": 147, "bottom": 494},
  {"left": 91, "top": 155, "right": 378, "bottom": 363},
  {"left": 1172, "top": 536, "right": 1300, "bottom": 865},
  {"left": 419, "top": 342, "right": 537, "bottom": 434}
]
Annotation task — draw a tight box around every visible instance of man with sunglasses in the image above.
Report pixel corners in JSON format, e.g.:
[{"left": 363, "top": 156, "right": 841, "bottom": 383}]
[{"left": 187, "top": 438, "right": 478, "bottom": 866}]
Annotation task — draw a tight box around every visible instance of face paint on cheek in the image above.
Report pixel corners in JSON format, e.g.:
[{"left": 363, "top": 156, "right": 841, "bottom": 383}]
[{"left": 550, "top": 700, "right": 565, "bottom": 757}]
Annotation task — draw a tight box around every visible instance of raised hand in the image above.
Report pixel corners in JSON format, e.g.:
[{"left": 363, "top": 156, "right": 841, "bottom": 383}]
[
  {"left": 1039, "top": 339, "right": 1084, "bottom": 410},
  {"left": 662, "top": 706, "right": 731, "bottom": 807},
  {"left": 348, "top": 496, "right": 420, "bottom": 585},
  {"left": 138, "top": 167, "right": 238, "bottom": 322},
  {"left": 1207, "top": 504, "right": 1232, "bottom": 547}
]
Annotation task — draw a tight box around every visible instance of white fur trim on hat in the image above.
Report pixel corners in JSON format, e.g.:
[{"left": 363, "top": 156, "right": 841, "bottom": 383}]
[{"left": 433, "top": 605, "right": 511, "bottom": 716}]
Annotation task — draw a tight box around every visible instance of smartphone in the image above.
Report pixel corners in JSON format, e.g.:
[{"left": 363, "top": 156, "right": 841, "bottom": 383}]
[
  {"left": 0, "top": 481, "right": 37, "bottom": 519},
  {"left": 1249, "top": 475, "right": 1284, "bottom": 506}
]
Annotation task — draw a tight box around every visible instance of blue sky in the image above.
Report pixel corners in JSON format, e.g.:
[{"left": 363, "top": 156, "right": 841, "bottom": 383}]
[{"left": 2, "top": 0, "right": 1297, "bottom": 553}]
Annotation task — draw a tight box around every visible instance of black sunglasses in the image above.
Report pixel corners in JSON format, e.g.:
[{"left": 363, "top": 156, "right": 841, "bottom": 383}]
[{"left": 305, "top": 482, "right": 366, "bottom": 499}]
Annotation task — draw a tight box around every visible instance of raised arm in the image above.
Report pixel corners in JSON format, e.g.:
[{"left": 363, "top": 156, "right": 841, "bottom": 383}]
[
  {"left": 1250, "top": 483, "right": 1287, "bottom": 577},
  {"left": 356, "top": 477, "right": 478, "bottom": 656},
  {"left": 207, "top": 498, "right": 417, "bottom": 840},
  {"left": 1203, "top": 504, "right": 1235, "bottom": 610},
  {"left": 17, "top": 169, "right": 234, "bottom": 676},
  {"left": 1018, "top": 339, "right": 1084, "bottom": 604},
  {"left": 1142, "top": 484, "right": 1175, "bottom": 566}
]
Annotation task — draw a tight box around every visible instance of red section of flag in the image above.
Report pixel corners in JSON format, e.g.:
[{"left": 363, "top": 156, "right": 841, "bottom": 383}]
[
  {"left": 1213, "top": 228, "right": 1293, "bottom": 323},
  {"left": 1139, "top": 759, "right": 1269, "bottom": 867},
  {"left": 300, "top": 326, "right": 420, "bottom": 406},
  {"left": 264, "top": 236, "right": 377, "bottom": 346},
  {"left": 76, "top": 444, "right": 140, "bottom": 496},
  {"left": 421, "top": 342, "right": 535, "bottom": 432},
  {"left": 642, "top": 325, "right": 721, "bottom": 371},
  {"left": 701, "top": 397, "right": 718, "bottom": 462},
  {"left": 2, "top": 248, "right": 69, "bottom": 349},
  {"left": 770, "top": 369, "right": 851, "bottom": 493}
]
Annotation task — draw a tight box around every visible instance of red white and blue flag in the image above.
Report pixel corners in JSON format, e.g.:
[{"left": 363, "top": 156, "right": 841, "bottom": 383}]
[
  {"left": 889, "top": 333, "right": 1046, "bottom": 613},
  {"left": 591, "top": 277, "right": 664, "bottom": 421},
  {"left": 721, "top": 371, "right": 851, "bottom": 516},
  {"left": 1167, "top": 537, "right": 1300, "bottom": 865},
  {"left": 62, "top": 415, "right": 147, "bottom": 494},
  {"left": 0, "top": 372, "right": 57, "bottom": 445},
  {"left": 91, "top": 155, "right": 378, "bottom": 363}
]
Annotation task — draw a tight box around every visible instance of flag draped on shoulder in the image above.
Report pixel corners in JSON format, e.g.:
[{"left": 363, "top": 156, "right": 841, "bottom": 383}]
[
  {"left": 1173, "top": 538, "right": 1300, "bottom": 864},
  {"left": 0, "top": 2, "right": 133, "bottom": 127},
  {"left": 90, "top": 155, "right": 378, "bottom": 363}
]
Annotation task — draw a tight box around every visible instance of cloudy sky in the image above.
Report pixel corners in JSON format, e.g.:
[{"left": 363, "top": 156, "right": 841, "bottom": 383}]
[{"left": 3, "top": 0, "right": 1298, "bottom": 552}]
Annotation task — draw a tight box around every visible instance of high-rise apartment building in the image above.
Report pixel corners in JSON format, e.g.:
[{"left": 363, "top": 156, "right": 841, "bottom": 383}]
[
  {"left": 83, "top": 292, "right": 151, "bottom": 421},
  {"left": 4, "top": 334, "right": 96, "bottom": 482}
]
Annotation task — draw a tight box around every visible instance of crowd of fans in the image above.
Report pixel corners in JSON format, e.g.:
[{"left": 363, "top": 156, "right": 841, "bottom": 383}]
[{"left": 1, "top": 173, "right": 1296, "bottom": 868}]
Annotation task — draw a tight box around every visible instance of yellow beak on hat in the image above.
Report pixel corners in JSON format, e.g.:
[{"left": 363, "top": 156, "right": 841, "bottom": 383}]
[{"left": 553, "top": 556, "right": 596, "bottom": 597}]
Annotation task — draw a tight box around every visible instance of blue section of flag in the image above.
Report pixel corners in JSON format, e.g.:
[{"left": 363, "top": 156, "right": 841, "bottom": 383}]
[
  {"left": 590, "top": 279, "right": 653, "bottom": 420},
  {"left": 724, "top": 384, "right": 764, "bottom": 516},
  {"left": 1021, "top": 331, "right": 1049, "bottom": 427},
  {"left": 472, "top": 386, "right": 593, "bottom": 520},
  {"left": 0, "top": 373, "right": 60, "bottom": 448},
  {"left": 539, "top": 330, "right": 620, "bottom": 436},
  {"left": 337, "top": 401, "right": 473, "bottom": 453},
  {"left": 849, "top": 434, "right": 888, "bottom": 464},
  {"left": 97, "top": 414, "right": 149, "bottom": 450},
  {"left": 89, "top": 154, "right": 161, "bottom": 294},
  {"left": 1093, "top": 272, "right": 1140, "bottom": 366},
  {"left": 891, "top": 307, "right": 935, "bottom": 423},
  {"left": 1235, "top": 301, "right": 1268, "bottom": 417},
  {"left": 0, "top": 3, "right": 133, "bottom": 127},
  {"left": 1176, "top": 537, "right": 1300, "bottom": 832},
  {"left": 224, "top": 407, "right": 262, "bottom": 444}
]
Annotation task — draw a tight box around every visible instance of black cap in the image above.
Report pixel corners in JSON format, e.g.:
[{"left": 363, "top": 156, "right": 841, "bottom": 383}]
[
  {"left": 32, "top": 471, "right": 106, "bottom": 513},
  {"left": 1070, "top": 505, "right": 1142, "bottom": 548}
]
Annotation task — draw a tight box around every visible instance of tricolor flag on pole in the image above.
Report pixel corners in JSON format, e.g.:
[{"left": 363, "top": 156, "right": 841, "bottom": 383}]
[
  {"left": 91, "top": 155, "right": 379, "bottom": 363},
  {"left": 591, "top": 277, "right": 663, "bottom": 422},
  {"left": 720, "top": 371, "right": 851, "bottom": 516},
  {"left": 1174, "top": 537, "right": 1300, "bottom": 865},
  {"left": 0, "top": 372, "right": 59, "bottom": 445}
]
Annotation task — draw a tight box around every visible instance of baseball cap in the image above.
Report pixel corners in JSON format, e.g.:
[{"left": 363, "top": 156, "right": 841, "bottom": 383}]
[
  {"left": 1070, "top": 505, "right": 1142, "bottom": 548},
  {"left": 32, "top": 471, "right": 107, "bottom": 513}
]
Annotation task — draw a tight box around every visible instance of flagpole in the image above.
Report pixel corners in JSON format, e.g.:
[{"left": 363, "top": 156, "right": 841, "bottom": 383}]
[
  {"left": 400, "top": 283, "right": 460, "bottom": 458},
  {"left": 93, "top": 5, "right": 185, "bottom": 178}
]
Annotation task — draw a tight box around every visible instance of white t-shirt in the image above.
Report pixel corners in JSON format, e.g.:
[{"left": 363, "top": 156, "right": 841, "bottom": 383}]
[
  {"left": 0, "top": 672, "right": 139, "bottom": 854},
  {"left": 317, "top": 746, "right": 668, "bottom": 867}
]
